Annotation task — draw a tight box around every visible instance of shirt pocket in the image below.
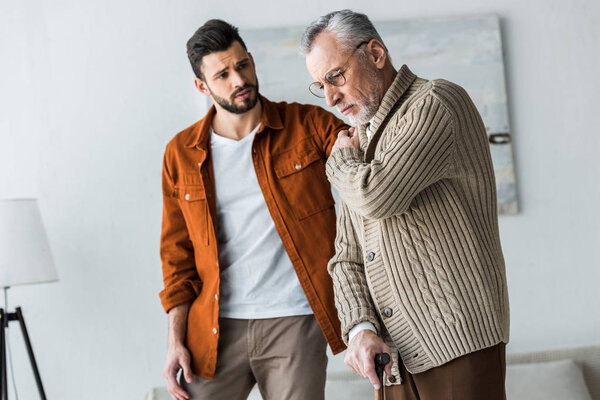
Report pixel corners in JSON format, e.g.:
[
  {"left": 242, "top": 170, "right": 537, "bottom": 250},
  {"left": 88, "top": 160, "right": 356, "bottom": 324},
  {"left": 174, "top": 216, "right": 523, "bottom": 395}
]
[
  {"left": 273, "top": 144, "right": 335, "bottom": 220},
  {"left": 177, "top": 185, "right": 209, "bottom": 245}
]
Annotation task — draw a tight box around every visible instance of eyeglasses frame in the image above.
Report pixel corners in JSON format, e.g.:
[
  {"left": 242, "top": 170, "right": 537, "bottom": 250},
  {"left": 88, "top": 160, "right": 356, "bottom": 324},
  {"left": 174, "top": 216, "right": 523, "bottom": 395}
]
[{"left": 308, "top": 40, "right": 371, "bottom": 98}]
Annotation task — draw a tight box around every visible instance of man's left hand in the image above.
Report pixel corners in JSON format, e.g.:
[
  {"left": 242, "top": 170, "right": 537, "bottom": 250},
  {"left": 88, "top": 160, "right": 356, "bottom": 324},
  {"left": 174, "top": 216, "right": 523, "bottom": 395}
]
[{"left": 332, "top": 126, "right": 360, "bottom": 153}]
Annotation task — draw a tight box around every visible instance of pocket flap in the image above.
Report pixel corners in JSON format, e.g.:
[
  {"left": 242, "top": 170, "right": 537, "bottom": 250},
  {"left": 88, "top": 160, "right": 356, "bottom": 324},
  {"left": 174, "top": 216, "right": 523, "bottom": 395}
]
[
  {"left": 274, "top": 148, "right": 322, "bottom": 178},
  {"left": 179, "top": 187, "right": 206, "bottom": 202}
]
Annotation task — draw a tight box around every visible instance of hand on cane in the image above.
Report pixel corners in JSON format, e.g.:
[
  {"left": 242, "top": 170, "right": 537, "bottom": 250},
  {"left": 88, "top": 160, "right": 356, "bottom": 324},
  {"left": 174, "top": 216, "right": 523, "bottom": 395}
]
[
  {"left": 344, "top": 330, "right": 392, "bottom": 390},
  {"left": 374, "top": 353, "right": 391, "bottom": 400}
]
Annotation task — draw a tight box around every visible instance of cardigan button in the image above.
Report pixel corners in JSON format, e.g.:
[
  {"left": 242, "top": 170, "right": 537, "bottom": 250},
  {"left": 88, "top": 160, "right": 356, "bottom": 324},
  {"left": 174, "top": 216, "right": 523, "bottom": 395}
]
[
  {"left": 212, "top": 328, "right": 218, "bottom": 334},
  {"left": 387, "top": 375, "right": 397, "bottom": 383},
  {"left": 366, "top": 252, "right": 375, "bottom": 261},
  {"left": 294, "top": 163, "right": 302, "bottom": 170},
  {"left": 383, "top": 307, "right": 393, "bottom": 318},
  {"left": 184, "top": 194, "right": 191, "bottom": 201}
]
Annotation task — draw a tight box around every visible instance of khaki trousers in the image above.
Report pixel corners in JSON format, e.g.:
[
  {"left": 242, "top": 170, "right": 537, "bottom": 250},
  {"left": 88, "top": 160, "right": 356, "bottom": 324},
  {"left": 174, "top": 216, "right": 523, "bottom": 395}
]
[
  {"left": 383, "top": 343, "right": 506, "bottom": 400},
  {"left": 181, "top": 315, "right": 328, "bottom": 400}
]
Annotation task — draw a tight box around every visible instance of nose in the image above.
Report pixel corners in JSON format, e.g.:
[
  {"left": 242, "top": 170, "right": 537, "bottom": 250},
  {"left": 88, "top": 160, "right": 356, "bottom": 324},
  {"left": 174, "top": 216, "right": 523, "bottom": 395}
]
[
  {"left": 230, "top": 69, "right": 246, "bottom": 88},
  {"left": 324, "top": 85, "right": 341, "bottom": 108}
]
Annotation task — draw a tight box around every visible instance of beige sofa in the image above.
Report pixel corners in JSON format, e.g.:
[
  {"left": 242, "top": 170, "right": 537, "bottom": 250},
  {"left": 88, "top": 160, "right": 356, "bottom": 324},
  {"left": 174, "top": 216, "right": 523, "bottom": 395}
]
[{"left": 145, "top": 344, "right": 599, "bottom": 400}]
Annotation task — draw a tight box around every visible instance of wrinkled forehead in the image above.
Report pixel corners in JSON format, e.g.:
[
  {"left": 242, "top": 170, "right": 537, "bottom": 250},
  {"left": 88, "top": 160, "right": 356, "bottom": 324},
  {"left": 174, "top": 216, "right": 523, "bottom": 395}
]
[
  {"left": 201, "top": 41, "right": 250, "bottom": 76},
  {"left": 305, "top": 31, "right": 350, "bottom": 80}
]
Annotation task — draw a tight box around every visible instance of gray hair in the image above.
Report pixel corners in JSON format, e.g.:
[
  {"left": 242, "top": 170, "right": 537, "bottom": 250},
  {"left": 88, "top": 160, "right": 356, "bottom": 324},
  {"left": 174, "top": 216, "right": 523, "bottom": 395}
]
[{"left": 300, "top": 9, "right": 385, "bottom": 54}]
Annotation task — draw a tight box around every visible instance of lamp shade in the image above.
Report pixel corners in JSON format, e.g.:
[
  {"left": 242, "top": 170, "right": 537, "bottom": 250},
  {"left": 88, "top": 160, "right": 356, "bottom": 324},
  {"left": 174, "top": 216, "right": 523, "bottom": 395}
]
[{"left": 0, "top": 198, "right": 58, "bottom": 288}]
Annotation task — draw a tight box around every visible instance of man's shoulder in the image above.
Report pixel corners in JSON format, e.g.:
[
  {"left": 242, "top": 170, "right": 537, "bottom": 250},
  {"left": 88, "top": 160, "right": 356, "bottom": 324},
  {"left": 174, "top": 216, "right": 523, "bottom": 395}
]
[
  {"left": 420, "top": 79, "right": 471, "bottom": 106},
  {"left": 164, "top": 117, "right": 207, "bottom": 155},
  {"left": 403, "top": 78, "right": 472, "bottom": 116}
]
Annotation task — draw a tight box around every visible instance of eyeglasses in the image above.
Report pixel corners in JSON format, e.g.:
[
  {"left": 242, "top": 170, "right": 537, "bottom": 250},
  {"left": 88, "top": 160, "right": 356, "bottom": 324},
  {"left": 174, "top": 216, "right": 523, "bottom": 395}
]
[{"left": 308, "top": 41, "right": 370, "bottom": 98}]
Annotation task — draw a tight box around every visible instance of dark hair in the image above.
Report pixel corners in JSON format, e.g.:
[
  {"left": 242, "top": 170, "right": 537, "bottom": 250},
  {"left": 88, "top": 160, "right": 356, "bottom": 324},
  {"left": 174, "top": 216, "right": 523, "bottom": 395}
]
[{"left": 186, "top": 19, "right": 247, "bottom": 80}]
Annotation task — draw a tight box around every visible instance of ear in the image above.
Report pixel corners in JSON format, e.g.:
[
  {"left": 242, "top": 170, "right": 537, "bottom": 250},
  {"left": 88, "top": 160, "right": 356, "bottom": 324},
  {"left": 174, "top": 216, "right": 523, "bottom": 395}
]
[
  {"left": 366, "top": 39, "right": 387, "bottom": 69},
  {"left": 194, "top": 77, "right": 211, "bottom": 97}
]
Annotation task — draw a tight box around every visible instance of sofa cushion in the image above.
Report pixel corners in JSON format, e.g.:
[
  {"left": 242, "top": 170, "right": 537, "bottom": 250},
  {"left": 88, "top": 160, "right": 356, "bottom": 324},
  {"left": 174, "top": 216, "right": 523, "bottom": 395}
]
[{"left": 506, "top": 359, "right": 592, "bottom": 400}]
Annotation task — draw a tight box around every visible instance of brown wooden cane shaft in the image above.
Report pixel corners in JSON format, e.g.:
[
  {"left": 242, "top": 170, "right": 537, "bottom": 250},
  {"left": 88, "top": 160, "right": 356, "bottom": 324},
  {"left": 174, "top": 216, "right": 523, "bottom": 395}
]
[
  {"left": 374, "top": 385, "right": 385, "bottom": 400},
  {"left": 374, "top": 352, "right": 389, "bottom": 400}
]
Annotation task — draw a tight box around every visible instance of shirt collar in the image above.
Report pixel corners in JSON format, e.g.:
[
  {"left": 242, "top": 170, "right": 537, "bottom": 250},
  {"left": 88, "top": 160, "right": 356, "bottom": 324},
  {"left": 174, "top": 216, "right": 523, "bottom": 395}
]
[
  {"left": 368, "top": 65, "right": 417, "bottom": 135},
  {"left": 184, "top": 95, "right": 283, "bottom": 149}
]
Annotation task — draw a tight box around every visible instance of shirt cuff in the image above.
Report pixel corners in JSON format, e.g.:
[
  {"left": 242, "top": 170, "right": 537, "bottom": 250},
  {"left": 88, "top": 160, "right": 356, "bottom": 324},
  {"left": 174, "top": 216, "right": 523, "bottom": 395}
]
[
  {"left": 159, "top": 279, "right": 202, "bottom": 313},
  {"left": 348, "top": 321, "right": 378, "bottom": 344}
]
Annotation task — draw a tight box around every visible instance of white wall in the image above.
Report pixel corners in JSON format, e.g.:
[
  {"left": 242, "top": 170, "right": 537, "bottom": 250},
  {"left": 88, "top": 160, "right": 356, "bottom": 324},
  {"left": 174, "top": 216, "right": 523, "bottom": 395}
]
[{"left": 1, "top": 0, "right": 598, "bottom": 399}]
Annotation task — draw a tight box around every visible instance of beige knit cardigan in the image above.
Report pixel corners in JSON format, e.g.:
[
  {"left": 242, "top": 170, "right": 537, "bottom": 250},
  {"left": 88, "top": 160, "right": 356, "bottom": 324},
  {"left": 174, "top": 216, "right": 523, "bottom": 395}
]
[{"left": 326, "top": 65, "right": 510, "bottom": 378}]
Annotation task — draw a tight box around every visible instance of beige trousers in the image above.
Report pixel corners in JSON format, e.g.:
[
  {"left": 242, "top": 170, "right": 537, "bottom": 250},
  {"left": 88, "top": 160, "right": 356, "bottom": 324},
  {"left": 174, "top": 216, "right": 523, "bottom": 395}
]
[{"left": 181, "top": 315, "right": 328, "bottom": 400}]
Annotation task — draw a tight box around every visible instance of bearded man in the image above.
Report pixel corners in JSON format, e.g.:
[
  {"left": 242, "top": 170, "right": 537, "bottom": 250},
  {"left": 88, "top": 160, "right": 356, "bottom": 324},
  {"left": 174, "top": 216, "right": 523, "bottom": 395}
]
[{"left": 159, "top": 19, "right": 347, "bottom": 400}]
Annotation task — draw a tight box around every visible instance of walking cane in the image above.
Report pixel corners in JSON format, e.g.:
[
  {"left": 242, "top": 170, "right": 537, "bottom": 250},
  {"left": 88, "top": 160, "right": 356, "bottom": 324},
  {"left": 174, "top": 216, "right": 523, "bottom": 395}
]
[{"left": 374, "top": 353, "right": 390, "bottom": 400}]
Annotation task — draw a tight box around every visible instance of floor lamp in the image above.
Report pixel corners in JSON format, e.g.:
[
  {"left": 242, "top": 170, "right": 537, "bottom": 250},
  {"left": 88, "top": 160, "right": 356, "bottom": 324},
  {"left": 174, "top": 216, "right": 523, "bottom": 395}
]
[{"left": 0, "top": 199, "right": 58, "bottom": 400}]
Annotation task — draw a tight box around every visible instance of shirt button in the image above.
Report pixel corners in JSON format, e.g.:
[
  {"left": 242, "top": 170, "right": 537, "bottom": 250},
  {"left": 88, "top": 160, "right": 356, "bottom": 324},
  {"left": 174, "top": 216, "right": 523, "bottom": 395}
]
[
  {"left": 388, "top": 375, "right": 397, "bottom": 383},
  {"left": 383, "top": 307, "right": 393, "bottom": 318},
  {"left": 294, "top": 163, "right": 302, "bottom": 170},
  {"left": 367, "top": 252, "right": 375, "bottom": 261},
  {"left": 184, "top": 193, "right": 191, "bottom": 201},
  {"left": 212, "top": 328, "right": 218, "bottom": 334}
]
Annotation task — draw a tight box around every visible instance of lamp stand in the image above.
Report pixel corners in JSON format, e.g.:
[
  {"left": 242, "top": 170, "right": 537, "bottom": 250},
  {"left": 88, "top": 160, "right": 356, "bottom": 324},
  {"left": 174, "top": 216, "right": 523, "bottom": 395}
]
[{"left": 0, "top": 307, "right": 47, "bottom": 400}]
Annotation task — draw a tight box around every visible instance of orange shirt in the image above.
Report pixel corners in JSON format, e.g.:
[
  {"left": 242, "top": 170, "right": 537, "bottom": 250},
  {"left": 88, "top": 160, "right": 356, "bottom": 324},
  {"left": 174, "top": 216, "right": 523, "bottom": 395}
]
[{"left": 159, "top": 96, "right": 348, "bottom": 378}]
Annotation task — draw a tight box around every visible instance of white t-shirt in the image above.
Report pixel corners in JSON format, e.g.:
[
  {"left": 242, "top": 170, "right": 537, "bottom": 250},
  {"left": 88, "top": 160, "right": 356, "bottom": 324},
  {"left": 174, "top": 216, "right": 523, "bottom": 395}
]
[{"left": 210, "top": 124, "right": 312, "bottom": 319}]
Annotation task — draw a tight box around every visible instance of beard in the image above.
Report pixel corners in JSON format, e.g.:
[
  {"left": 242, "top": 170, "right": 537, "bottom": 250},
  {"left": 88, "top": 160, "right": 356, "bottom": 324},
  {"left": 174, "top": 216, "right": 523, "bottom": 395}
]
[
  {"left": 342, "top": 62, "right": 383, "bottom": 126},
  {"left": 208, "top": 81, "right": 260, "bottom": 114},
  {"left": 346, "top": 96, "right": 380, "bottom": 126}
]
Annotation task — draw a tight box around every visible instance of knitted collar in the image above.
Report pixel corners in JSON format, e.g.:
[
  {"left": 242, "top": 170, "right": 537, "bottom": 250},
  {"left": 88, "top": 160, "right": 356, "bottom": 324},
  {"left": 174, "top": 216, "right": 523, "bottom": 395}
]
[{"left": 358, "top": 65, "right": 417, "bottom": 156}]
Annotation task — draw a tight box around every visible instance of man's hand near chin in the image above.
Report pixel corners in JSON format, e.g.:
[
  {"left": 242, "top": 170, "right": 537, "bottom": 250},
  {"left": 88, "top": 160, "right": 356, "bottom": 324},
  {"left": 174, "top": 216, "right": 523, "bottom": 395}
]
[
  {"left": 344, "top": 329, "right": 392, "bottom": 390},
  {"left": 332, "top": 126, "right": 360, "bottom": 153}
]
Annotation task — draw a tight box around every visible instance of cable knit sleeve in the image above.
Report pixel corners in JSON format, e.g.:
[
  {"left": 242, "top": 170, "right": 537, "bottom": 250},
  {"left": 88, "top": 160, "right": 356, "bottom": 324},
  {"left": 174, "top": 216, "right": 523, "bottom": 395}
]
[
  {"left": 327, "top": 200, "right": 380, "bottom": 344},
  {"left": 326, "top": 94, "right": 455, "bottom": 220}
]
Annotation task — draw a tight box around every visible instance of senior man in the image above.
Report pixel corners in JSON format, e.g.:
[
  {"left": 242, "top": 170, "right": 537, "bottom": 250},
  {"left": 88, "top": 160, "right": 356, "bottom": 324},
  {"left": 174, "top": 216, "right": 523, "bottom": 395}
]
[{"left": 302, "top": 10, "right": 509, "bottom": 400}]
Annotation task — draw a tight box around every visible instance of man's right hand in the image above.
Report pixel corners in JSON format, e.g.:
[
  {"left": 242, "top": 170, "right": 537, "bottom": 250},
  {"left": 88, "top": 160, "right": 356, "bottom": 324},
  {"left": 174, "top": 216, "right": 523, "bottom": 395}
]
[
  {"left": 163, "top": 343, "right": 193, "bottom": 400},
  {"left": 344, "top": 329, "right": 392, "bottom": 390},
  {"left": 164, "top": 303, "right": 192, "bottom": 400},
  {"left": 332, "top": 126, "right": 360, "bottom": 153}
]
